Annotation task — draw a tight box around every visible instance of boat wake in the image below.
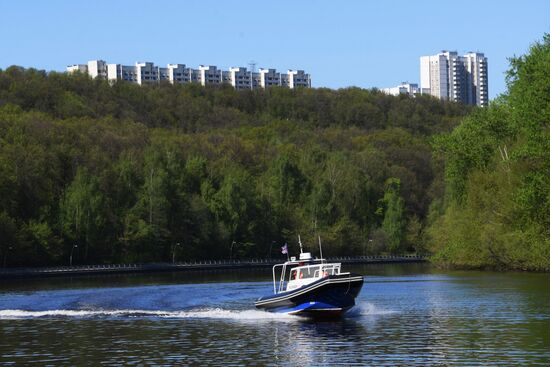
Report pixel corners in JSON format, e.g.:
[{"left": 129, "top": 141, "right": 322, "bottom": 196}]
[
  {"left": 0, "top": 308, "right": 299, "bottom": 321},
  {"left": 0, "top": 302, "right": 394, "bottom": 321},
  {"left": 347, "top": 302, "right": 397, "bottom": 317}
]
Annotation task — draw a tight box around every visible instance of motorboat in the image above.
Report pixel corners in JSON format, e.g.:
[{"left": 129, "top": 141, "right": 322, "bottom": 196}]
[{"left": 255, "top": 239, "right": 363, "bottom": 318}]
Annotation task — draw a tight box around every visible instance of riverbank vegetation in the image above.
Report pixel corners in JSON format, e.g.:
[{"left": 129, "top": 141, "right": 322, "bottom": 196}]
[
  {"left": 0, "top": 34, "right": 547, "bottom": 270},
  {"left": 427, "top": 34, "right": 550, "bottom": 271}
]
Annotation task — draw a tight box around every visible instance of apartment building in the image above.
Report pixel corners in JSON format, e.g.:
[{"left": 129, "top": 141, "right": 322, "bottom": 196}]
[
  {"left": 286, "top": 70, "right": 311, "bottom": 88},
  {"left": 87, "top": 60, "right": 107, "bottom": 79},
  {"left": 463, "top": 52, "right": 488, "bottom": 107},
  {"left": 67, "top": 60, "right": 311, "bottom": 90},
  {"left": 259, "top": 68, "right": 280, "bottom": 88},
  {"left": 382, "top": 82, "right": 419, "bottom": 96},
  {"left": 135, "top": 62, "right": 160, "bottom": 84},
  {"left": 107, "top": 63, "right": 137, "bottom": 83},
  {"left": 229, "top": 67, "right": 251, "bottom": 90},
  {"left": 198, "top": 65, "right": 222, "bottom": 86},
  {"left": 68, "top": 60, "right": 107, "bottom": 79},
  {"left": 67, "top": 64, "right": 87, "bottom": 73},
  {"left": 420, "top": 51, "right": 488, "bottom": 106}
]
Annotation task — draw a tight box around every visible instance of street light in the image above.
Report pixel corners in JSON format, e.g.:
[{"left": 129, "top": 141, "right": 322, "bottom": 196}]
[
  {"left": 230, "top": 241, "right": 236, "bottom": 261},
  {"left": 268, "top": 241, "right": 276, "bottom": 259},
  {"left": 172, "top": 242, "right": 180, "bottom": 264},
  {"left": 2, "top": 246, "right": 12, "bottom": 268},
  {"left": 70, "top": 244, "right": 78, "bottom": 266}
]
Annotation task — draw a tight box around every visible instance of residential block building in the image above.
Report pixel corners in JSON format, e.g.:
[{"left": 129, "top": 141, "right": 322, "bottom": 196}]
[
  {"left": 67, "top": 60, "right": 107, "bottom": 78},
  {"left": 229, "top": 67, "right": 251, "bottom": 90},
  {"left": 286, "top": 70, "right": 311, "bottom": 88},
  {"left": 420, "top": 51, "right": 488, "bottom": 106},
  {"left": 106, "top": 63, "right": 137, "bottom": 83},
  {"left": 259, "top": 68, "right": 281, "bottom": 88},
  {"left": 67, "top": 60, "right": 312, "bottom": 90},
  {"left": 198, "top": 65, "right": 222, "bottom": 86},
  {"left": 382, "top": 82, "right": 419, "bottom": 96},
  {"left": 66, "top": 64, "right": 87, "bottom": 74}
]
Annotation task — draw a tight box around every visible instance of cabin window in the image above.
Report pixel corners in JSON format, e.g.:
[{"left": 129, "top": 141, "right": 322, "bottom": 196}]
[
  {"left": 321, "top": 265, "right": 340, "bottom": 275},
  {"left": 298, "top": 266, "right": 319, "bottom": 279},
  {"left": 290, "top": 270, "right": 297, "bottom": 280}
]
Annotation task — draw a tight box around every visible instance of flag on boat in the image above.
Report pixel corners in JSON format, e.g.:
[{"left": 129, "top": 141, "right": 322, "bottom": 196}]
[{"left": 281, "top": 243, "right": 288, "bottom": 254}]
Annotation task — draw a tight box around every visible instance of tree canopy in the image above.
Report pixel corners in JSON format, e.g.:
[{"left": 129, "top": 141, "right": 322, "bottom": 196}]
[
  {"left": 428, "top": 34, "right": 550, "bottom": 271},
  {"left": 2, "top": 34, "right": 547, "bottom": 271}
]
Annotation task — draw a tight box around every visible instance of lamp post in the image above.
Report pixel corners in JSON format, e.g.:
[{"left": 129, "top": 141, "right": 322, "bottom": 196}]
[
  {"left": 230, "top": 241, "right": 236, "bottom": 261},
  {"left": 268, "top": 241, "right": 275, "bottom": 259},
  {"left": 172, "top": 242, "right": 180, "bottom": 264},
  {"left": 69, "top": 244, "right": 78, "bottom": 266},
  {"left": 2, "top": 246, "right": 12, "bottom": 268},
  {"left": 367, "top": 239, "right": 373, "bottom": 256}
]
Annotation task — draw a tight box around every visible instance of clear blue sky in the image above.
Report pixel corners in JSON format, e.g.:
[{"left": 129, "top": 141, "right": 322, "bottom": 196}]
[{"left": 1, "top": 0, "right": 548, "bottom": 99}]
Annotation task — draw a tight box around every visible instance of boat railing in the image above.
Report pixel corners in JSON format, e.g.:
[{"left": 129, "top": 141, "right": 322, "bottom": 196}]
[{"left": 272, "top": 263, "right": 286, "bottom": 294}]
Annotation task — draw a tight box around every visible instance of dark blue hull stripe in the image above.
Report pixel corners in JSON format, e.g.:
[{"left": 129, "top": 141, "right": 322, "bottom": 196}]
[{"left": 255, "top": 274, "right": 363, "bottom": 313}]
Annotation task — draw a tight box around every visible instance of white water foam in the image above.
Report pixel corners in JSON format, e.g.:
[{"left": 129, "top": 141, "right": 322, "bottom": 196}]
[
  {"left": 348, "top": 302, "right": 398, "bottom": 317},
  {"left": 0, "top": 308, "right": 299, "bottom": 321}
]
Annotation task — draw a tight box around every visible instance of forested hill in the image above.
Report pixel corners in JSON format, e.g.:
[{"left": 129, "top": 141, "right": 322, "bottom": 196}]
[
  {"left": 3, "top": 34, "right": 546, "bottom": 271},
  {"left": 1, "top": 65, "right": 469, "bottom": 267},
  {"left": 0, "top": 67, "right": 469, "bottom": 266},
  {"left": 0, "top": 67, "right": 469, "bottom": 133}
]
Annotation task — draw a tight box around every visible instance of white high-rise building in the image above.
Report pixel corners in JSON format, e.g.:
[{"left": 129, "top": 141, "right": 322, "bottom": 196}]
[
  {"left": 420, "top": 53, "right": 450, "bottom": 100},
  {"left": 68, "top": 60, "right": 311, "bottom": 90},
  {"left": 420, "top": 51, "right": 488, "bottom": 106},
  {"left": 463, "top": 52, "right": 488, "bottom": 107}
]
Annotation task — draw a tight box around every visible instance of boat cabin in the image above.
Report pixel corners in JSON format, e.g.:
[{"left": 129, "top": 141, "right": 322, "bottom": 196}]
[
  {"left": 287, "top": 263, "right": 341, "bottom": 291},
  {"left": 272, "top": 252, "right": 342, "bottom": 294}
]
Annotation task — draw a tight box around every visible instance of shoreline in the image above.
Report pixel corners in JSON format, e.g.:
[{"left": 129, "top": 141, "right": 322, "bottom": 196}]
[{"left": 0, "top": 255, "right": 426, "bottom": 279}]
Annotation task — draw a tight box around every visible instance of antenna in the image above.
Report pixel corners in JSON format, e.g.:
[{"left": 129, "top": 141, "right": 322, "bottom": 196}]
[
  {"left": 318, "top": 236, "right": 324, "bottom": 263},
  {"left": 298, "top": 235, "right": 304, "bottom": 254}
]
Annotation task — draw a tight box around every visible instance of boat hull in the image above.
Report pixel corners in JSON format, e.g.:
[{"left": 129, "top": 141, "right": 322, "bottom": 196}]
[{"left": 255, "top": 273, "right": 363, "bottom": 318}]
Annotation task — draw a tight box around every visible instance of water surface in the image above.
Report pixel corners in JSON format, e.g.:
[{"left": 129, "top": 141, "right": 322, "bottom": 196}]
[{"left": 1, "top": 264, "right": 549, "bottom": 366}]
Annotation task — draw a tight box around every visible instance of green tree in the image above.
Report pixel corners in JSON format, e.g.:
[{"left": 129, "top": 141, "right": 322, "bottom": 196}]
[
  {"left": 380, "top": 178, "right": 406, "bottom": 253},
  {"left": 60, "top": 168, "right": 106, "bottom": 261},
  {"left": 0, "top": 211, "right": 18, "bottom": 267},
  {"left": 428, "top": 33, "right": 550, "bottom": 271}
]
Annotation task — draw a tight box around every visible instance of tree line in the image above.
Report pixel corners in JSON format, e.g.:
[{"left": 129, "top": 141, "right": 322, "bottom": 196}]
[
  {"left": 1, "top": 34, "right": 547, "bottom": 271},
  {"left": 0, "top": 66, "right": 471, "bottom": 267}
]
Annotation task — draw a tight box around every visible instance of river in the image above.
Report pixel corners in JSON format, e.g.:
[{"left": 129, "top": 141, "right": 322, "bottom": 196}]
[{"left": 0, "top": 264, "right": 549, "bottom": 366}]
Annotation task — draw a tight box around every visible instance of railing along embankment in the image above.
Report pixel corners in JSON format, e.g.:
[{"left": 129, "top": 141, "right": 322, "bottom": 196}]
[{"left": 0, "top": 255, "right": 427, "bottom": 279}]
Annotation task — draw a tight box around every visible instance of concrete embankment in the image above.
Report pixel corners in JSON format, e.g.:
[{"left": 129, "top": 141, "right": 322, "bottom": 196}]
[{"left": 0, "top": 255, "right": 427, "bottom": 279}]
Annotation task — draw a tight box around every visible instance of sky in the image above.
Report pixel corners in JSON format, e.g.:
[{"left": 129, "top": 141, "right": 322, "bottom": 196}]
[{"left": 0, "top": 0, "right": 548, "bottom": 99}]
